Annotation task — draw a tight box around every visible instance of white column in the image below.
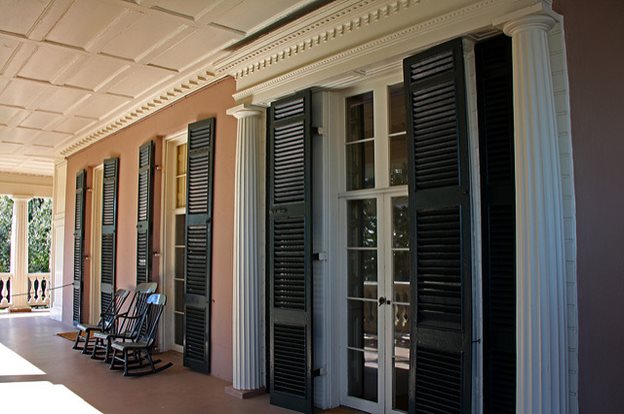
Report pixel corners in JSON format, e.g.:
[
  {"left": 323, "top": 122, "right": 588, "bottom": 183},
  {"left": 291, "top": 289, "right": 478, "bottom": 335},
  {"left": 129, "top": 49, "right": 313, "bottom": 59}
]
[
  {"left": 503, "top": 14, "right": 568, "bottom": 414},
  {"left": 10, "top": 196, "right": 30, "bottom": 308},
  {"left": 227, "top": 104, "right": 265, "bottom": 393}
]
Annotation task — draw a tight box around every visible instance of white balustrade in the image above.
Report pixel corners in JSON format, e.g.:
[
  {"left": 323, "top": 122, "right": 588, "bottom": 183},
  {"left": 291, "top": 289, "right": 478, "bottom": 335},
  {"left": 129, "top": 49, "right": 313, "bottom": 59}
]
[
  {"left": 27, "top": 273, "right": 50, "bottom": 307},
  {"left": 0, "top": 273, "right": 11, "bottom": 308}
]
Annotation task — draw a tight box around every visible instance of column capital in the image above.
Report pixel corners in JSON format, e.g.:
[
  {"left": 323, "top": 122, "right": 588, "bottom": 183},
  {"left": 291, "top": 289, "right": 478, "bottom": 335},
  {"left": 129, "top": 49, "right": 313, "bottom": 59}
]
[
  {"left": 502, "top": 13, "right": 556, "bottom": 36},
  {"left": 227, "top": 104, "right": 265, "bottom": 120},
  {"left": 10, "top": 195, "right": 32, "bottom": 202}
]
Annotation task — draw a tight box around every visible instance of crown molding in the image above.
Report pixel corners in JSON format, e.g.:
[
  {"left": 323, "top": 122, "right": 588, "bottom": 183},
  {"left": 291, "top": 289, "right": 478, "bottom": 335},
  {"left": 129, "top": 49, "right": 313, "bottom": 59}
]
[
  {"left": 58, "top": 69, "right": 222, "bottom": 157},
  {"left": 219, "top": 0, "right": 550, "bottom": 104}
]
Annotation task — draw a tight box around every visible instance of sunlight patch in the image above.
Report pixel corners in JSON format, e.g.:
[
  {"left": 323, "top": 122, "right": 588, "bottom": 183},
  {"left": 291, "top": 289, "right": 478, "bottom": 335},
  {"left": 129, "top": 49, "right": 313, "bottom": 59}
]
[
  {"left": 0, "top": 343, "right": 45, "bottom": 376},
  {"left": 0, "top": 382, "right": 101, "bottom": 413}
]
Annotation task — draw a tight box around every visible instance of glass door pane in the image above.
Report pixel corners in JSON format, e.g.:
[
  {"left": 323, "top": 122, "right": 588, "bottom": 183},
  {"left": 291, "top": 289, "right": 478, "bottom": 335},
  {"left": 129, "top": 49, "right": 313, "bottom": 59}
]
[
  {"left": 391, "top": 196, "right": 410, "bottom": 412},
  {"left": 347, "top": 198, "right": 379, "bottom": 402}
]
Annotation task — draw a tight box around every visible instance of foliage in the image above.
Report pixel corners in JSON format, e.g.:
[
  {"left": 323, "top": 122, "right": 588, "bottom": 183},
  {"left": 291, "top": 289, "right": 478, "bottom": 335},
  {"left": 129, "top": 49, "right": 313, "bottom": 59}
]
[
  {"left": 28, "top": 198, "right": 52, "bottom": 273},
  {"left": 0, "top": 195, "right": 13, "bottom": 273}
]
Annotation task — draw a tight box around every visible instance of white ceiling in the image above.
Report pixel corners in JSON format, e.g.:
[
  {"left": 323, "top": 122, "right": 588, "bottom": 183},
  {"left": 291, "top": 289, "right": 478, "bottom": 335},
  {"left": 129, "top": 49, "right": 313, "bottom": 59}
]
[{"left": 0, "top": 0, "right": 317, "bottom": 176}]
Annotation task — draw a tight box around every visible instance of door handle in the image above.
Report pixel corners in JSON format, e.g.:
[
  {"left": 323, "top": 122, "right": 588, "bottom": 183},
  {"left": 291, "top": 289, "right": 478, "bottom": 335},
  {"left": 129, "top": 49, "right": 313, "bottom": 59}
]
[{"left": 378, "top": 296, "right": 391, "bottom": 306}]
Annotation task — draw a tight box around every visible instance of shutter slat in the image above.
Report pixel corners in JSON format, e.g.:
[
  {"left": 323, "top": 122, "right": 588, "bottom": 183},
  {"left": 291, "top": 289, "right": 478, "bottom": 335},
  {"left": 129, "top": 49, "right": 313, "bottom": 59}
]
[
  {"left": 183, "top": 118, "right": 215, "bottom": 374},
  {"left": 476, "top": 35, "right": 516, "bottom": 414},
  {"left": 268, "top": 90, "right": 313, "bottom": 414},
  {"left": 101, "top": 158, "right": 119, "bottom": 316},
  {"left": 404, "top": 38, "right": 472, "bottom": 413},
  {"left": 72, "top": 169, "right": 86, "bottom": 325}
]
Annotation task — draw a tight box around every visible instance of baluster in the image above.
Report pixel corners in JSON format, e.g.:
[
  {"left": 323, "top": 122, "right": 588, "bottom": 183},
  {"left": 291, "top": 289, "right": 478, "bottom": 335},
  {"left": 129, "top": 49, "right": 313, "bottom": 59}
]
[
  {"left": 0, "top": 275, "right": 8, "bottom": 307},
  {"left": 36, "top": 276, "right": 43, "bottom": 305},
  {"left": 27, "top": 276, "right": 35, "bottom": 306},
  {"left": 43, "top": 276, "right": 49, "bottom": 306}
]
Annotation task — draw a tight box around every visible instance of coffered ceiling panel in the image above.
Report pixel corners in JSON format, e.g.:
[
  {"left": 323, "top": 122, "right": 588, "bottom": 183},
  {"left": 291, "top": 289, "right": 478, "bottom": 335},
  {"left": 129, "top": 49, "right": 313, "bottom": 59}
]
[
  {"left": 215, "top": 0, "right": 304, "bottom": 32},
  {"left": 0, "top": 0, "right": 50, "bottom": 36},
  {"left": 45, "top": 0, "right": 126, "bottom": 49},
  {"left": 0, "top": 0, "right": 321, "bottom": 175},
  {"left": 73, "top": 94, "right": 130, "bottom": 119},
  {"left": 151, "top": 0, "right": 224, "bottom": 19},
  {"left": 36, "top": 88, "right": 90, "bottom": 114},
  {"left": 0, "top": 126, "right": 38, "bottom": 144},
  {"left": 149, "top": 28, "right": 237, "bottom": 72},
  {"left": 0, "top": 39, "right": 19, "bottom": 69},
  {"left": 100, "top": 12, "right": 184, "bottom": 61},
  {"left": 34, "top": 130, "right": 70, "bottom": 147},
  {"left": 0, "top": 141, "right": 22, "bottom": 155},
  {"left": 18, "top": 47, "right": 76, "bottom": 83},
  {"left": 19, "top": 111, "right": 59, "bottom": 130},
  {"left": 0, "top": 80, "right": 48, "bottom": 107},
  {"left": 108, "top": 66, "right": 172, "bottom": 98},
  {"left": 0, "top": 107, "right": 23, "bottom": 125},
  {"left": 53, "top": 116, "right": 95, "bottom": 135},
  {"left": 64, "top": 57, "right": 128, "bottom": 91}
]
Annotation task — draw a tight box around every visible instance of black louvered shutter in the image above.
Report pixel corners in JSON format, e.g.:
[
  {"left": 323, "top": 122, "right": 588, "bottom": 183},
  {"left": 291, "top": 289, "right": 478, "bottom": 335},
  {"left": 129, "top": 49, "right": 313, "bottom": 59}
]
[
  {"left": 404, "top": 38, "right": 472, "bottom": 414},
  {"left": 476, "top": 35, "right": 516, "bottom": 414},
  {"left": 136, "top": 141, "right": 155, "bottom": 284},
  {"left": 267, "top": 90, "right": 313, "bottom": 413},
  {"left": 101, "top": 158, "right": 119, "bottom": 313},
  {"left": 183, "top": 118, "right": 215, "bottom": 373},
  {"left": 72, "top": 169, "right": 86, "bottom": 325}
]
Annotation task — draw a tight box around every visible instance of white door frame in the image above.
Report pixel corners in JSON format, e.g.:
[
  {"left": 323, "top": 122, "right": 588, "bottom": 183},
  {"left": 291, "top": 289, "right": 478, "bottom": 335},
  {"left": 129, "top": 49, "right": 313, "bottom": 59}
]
[
  {"left": 89, "top": 165, "right": 103, "bottom": 325},
  {"left": 332, "top": 74, "right": 413, "bottom": 414},
  {"left": 160, "top": 129, "right": 187, "bottom": 353}
]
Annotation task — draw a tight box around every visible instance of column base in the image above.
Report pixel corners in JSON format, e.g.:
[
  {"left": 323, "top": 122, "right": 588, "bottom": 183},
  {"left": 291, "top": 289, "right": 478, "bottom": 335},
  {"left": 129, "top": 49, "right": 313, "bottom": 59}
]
[{"left": 224, "top": 386, "right": 265, "bottom": 399}]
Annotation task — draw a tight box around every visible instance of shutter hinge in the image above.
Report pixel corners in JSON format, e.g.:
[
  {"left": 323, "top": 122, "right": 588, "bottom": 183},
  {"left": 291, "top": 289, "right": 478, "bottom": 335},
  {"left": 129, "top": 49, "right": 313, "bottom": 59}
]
[
  {"left": 312, "top": 252, "right": 327, "bottom": 261},
  {"left": 312, "top": 126, "right": 324, "bottom": 136},
  {"left": 313, "top": 367, "right": 326, "bottom": 377}
]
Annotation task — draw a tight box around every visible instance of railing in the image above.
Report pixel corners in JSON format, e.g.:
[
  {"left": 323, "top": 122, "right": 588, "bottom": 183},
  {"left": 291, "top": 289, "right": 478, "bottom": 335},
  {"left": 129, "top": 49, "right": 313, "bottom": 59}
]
[
  {"left": 0, "top": 273, "right": 11, "bottom": 308},
  {"left": 0, "top": 272, "right": 51, "bottom": 309},
  {"left": 27, "top": 273, "right": 50, "bottom": 307}
]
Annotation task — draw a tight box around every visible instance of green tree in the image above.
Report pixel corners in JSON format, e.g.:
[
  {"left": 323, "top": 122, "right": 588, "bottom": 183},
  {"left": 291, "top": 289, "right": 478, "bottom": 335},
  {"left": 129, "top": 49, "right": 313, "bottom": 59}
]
[
  {"left": 28, "top": 198, "right": 52, "bottom": 273},
  {"left": 0, "top": 195, "right": 13, "bottom": 272}
]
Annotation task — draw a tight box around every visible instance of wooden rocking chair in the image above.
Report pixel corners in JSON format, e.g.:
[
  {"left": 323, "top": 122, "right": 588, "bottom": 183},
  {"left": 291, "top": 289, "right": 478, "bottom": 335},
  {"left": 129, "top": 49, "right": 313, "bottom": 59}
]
[
  {"left": 72, "top": 288, "right": 130, "bottom": 354},
  {"left": 90, "top": 282, "right": 157, "bottom": 362},
  {"left": 109, "top": 293, "right": 172, "bottom": 376}
]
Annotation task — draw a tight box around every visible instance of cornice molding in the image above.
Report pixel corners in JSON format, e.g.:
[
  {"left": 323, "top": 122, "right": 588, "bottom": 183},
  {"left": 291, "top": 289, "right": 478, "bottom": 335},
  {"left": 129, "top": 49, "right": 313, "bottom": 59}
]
[
  {"left": 0, "top": 170, "right": 54, "bottom": 180},
  {"left": 215, "top": 0, "right": 414, "bottom": 80},
  {"left": 229, "top": 0, "right": 551, "bottom": 103},
  {"left": 58, "top": 69, "right": 220, "bottom": 157}
]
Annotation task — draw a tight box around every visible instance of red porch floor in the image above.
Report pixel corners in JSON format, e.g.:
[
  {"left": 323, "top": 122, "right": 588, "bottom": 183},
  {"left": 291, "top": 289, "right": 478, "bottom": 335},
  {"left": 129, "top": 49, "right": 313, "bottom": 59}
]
[{"left": 0, "top": 313, "right": 357, "bottom": 413}]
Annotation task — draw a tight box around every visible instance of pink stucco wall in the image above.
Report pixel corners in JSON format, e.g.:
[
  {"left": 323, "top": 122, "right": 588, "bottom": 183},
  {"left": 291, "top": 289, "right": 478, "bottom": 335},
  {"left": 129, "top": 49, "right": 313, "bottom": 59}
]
[{"left": 62, "top": 77, "right": 237, "bottom": 382}]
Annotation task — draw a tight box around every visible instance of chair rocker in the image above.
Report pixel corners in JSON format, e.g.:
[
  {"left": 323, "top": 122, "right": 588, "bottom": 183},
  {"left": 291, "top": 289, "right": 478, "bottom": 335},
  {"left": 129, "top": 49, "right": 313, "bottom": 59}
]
[
  {"left": 109, "top": 293, "right": 172, "bottom": 376},
  {"left": 72, "top": 288, "right": 129, "bottom": 354},
  {"left": 90, "top": 282, "right": 157, "bottom": 362}
]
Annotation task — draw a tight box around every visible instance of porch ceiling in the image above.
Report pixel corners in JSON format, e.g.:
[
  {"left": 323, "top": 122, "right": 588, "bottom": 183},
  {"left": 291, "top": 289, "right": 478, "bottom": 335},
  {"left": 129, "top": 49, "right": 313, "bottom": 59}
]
[{"left": 0, "top": 0, "right": 319, "bottom": 176}]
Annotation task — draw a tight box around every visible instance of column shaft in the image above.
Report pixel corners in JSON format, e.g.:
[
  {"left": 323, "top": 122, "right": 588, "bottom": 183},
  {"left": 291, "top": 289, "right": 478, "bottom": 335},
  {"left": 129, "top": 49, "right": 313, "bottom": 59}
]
[
  {"left": 230, "top": 105, "right": 264, "bottom": 391},
  {"left": 504, "top": 15, "right": 568, "bottom": 414},
  {"left": 11, "top": 197, "right": 30, "bottom": 308}
]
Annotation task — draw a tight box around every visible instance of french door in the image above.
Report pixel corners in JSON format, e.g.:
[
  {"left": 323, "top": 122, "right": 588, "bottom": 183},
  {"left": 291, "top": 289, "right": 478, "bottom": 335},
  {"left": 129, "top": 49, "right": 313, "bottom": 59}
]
[
  {"left": 340, "top": 77, "right": 411, "bottom": 414},
  {"left": 343, "top": 191, "right": 410, "bottom": 414}
]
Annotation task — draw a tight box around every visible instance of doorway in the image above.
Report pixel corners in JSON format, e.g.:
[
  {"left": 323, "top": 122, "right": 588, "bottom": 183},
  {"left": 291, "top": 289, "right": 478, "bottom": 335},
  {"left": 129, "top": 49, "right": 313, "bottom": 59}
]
[
  {"left": 338, "top": 77, "right": 411, "bottom": 414},
  {"left": 162, "top": 132, "right": 187, "bottom": 353}
]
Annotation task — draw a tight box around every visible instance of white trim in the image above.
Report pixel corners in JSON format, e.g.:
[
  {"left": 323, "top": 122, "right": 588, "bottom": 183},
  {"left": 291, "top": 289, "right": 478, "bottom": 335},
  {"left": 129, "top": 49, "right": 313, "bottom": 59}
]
[
  {"left": 160, "top": 130, "right": 187, "bottom": 353},
  {"left": 89, "top": 165, "right": 103, "bottom": 325},
  {"left": 50, "top": 159, "right": 67, "bottom": 321}
]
